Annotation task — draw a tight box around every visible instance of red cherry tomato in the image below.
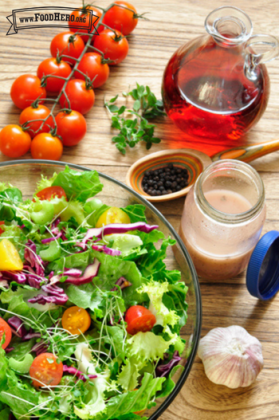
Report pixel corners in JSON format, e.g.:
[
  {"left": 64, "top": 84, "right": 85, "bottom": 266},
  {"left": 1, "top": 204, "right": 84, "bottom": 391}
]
[
  {"left": 29, "top": 353, "right": 63, "bottom": 388},
  {"left": 74, "top": 53, "right": 110, "bottom": 88},
  {"left": 69, "top": 6, "right": 104, "bottom": 43},
  {"left": 37, "top": 58, "right": 71, "bottom": 93},
  {"left": 94, "top": 29, "right": 129, "bottom": 65},
  {"left": 0, "top": 222, "right": 5, "bottom": 235},
  {"left": 19, "top": 105, "right": 54, "bottom": 139},
  {"left": 0, "top": 125, "right": 31, "bottom": 158},
  {"left": 0, "top": 318, "right": 12, "bottom": 350},
  {"left": 103, "top": 1, "right": 138, "bottom": 35},
  {"left": 59, "top": 79, "right": 95, "bottom": 115},
  {"left": 55, "top": 110, "right": 87, "bottom": 147},
  {"left": 50, "top": 31, "right": 85, "bottom": 66},
  {"left": 35, "top": 186, "right": 67, "bottom": 201},
  {"left": 31, "top": 133, "right": 63, "bottom": 160},
  {"left": 125, "top": 305, "right": 156, "bottom": 335},
  {"left": 10, "top": 75, "right": 46, "bottom": 110}
]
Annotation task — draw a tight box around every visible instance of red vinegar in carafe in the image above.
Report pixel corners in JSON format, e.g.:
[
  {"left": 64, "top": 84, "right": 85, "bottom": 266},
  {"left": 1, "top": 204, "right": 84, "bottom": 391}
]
[{"left": 162, "top": 7, "right": 278, "bottom": 145}]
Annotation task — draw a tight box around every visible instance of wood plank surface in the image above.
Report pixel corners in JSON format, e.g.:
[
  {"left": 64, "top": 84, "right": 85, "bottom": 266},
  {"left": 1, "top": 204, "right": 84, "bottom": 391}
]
[{"left": 1, "top": 0, "right": 279, "bottom": 419}]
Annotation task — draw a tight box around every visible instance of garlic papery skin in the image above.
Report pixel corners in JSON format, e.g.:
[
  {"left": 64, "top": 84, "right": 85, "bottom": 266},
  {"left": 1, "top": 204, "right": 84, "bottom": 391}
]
[{"left": 198, "top": 326, "right": 264, "bottom": 389}]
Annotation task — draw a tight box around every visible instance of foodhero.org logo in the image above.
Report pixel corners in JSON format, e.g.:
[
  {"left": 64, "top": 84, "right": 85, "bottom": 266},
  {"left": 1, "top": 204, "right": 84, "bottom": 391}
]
[{"left": 6, "top": 7, "right": 99, "bottom": 35}]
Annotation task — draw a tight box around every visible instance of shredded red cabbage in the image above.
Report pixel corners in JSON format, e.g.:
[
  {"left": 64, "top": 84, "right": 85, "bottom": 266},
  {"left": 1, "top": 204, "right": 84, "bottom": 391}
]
[
  {"left": 63, "top": 268, "right": 83, "bottom": 278},
  {"left": 1, "top": 271, "right": 26, "bottom": 284},
  {"left": 63, "top": 365, "right": 97, "bottom": 382},
  {"left": 41, "top": 232, "right": 62, "bottom": 244},
  {"left": 7, "top": 316, "right": 27, "bottom": 338},
  {"left": 156, "top": 351, "right": 182, "bottom": 377},
  {"left": 78, "top": 222, "right": 158, "bottom": 249},
  {"left": 64, "top": 260, "right": 100, "bottom": 285},
  {"left": 24, "top": 240, "right": 45, "bottom": 277},
  {"left": 111, "top": 277, "right": 132, "bottom": 291},
  {"left": 92, "top": 244, "right": 121, "bottom": 256},
  {"left": 5, "top": 347, "right": 14, "bottom": 353},
  {"left": 31, "top": 340, "right": 49, "bottom": 356}
]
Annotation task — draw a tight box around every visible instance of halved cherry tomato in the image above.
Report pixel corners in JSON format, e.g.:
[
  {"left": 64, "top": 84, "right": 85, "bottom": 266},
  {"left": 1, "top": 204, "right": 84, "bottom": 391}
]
[
  {"left": 10, "top": 74, "right": 46, "bottom": 110},
  {"left": 31, "top": 133, "right": 63, "bottom": 160},
  {"left": 95, "top": 207, "right": 130, "bottom": 227},
  {"left": 75, "top": 53, "right": 110, "bottom": 88},
  {"left": 37, "top": 58, "right": 71, "bottom": 93},
  {"left": 0, "top": 318, "right": 12, "bottom": 350},
  {"left": 62, "top": 306, "right": 91, "bottom": 335},
  {"left": 103, "top": 1, "right": 138, "bottom": 35},
  {"left": 0, "top": 222, "right": 5, "bottom": 235},
  {"left": 125, "top": 305, "right": 156, "bottom": 335},
  {"left": 69, "top": 6, "right": 104, "bottom": 43},
  {"left": 29, "top": 353, "right": 63, "bottom": 388},
  {"left": 19, "top": 105, "right": 54, "bottom": 139},
  {"left": 50, "top": 31, "right": 85, "bottom": 66},
  {"left": 59, "top": 79, "right": 95, "bottom": 115},
  {"left": 94, "top": 29, "right": 129, "bottom": 65},
  {"left": 55, "top": 110, "right": 87, "bottom": 147},
  {"left": 35, "top": 186, "right": 67, "bottom": 201},
  {"left": 0, "top": 125, "right": 31, "bottom": 158}
]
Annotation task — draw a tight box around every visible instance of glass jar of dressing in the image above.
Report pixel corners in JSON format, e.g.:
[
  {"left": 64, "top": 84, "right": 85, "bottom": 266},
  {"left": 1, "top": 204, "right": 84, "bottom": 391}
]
[{"left": 179, "top": 160, "right": 266, "bottom": 280}]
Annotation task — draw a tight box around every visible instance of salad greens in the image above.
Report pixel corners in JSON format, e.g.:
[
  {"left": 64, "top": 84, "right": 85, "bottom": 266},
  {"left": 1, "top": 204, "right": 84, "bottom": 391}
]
[{"left": 0, "top": 166, "right": 188, "bottom": 419}]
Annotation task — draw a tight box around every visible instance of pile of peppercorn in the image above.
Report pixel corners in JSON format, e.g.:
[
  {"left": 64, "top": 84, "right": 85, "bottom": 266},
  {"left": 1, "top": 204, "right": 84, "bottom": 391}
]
[{"left": 142, "top": 163, "right": 189, "bottom": 196}]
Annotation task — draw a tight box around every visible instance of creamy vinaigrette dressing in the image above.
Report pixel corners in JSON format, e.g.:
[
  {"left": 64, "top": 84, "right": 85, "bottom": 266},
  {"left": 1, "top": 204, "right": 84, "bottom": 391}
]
[{"left": 204, "top": 189, "right": 252, "bottom": 214}]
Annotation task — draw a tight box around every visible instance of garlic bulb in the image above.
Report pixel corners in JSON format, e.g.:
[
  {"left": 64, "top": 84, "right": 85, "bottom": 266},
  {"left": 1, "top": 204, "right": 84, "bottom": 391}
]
[{"left": 198, "top": 326, "right": 263, "bottom": 389}]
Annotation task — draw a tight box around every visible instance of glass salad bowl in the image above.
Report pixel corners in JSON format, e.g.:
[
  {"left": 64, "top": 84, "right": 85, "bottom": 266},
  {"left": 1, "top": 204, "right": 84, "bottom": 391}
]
[{"left": 0, "top": 160, "right": 201, "bottom": 419}]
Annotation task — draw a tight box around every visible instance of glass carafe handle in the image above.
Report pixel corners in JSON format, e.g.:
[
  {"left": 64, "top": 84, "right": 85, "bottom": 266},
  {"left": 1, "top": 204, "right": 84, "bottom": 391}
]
[{"left": 244, "top": 34, "right": 279, "bottom": 80}]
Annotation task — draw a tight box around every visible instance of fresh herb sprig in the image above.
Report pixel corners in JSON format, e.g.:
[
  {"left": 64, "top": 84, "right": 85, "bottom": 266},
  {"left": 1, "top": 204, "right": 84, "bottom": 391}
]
[{"left": 105, "top": 83, "right": 166, "bottom": 154}]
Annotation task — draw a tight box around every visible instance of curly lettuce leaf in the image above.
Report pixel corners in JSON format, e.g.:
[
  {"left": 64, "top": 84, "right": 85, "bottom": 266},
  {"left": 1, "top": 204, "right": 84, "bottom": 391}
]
[
  {"left": 92, "top": 250, "right": 145, "bottom": 305},
  {"left": 86, "top": 373, "right": 165, "bottom": 420},
  {"left": 117, "top": 356, "right": 146, "bottom": 392},
  {"left": 35, "top": 173, "right": 58, "bottom": 194},
  {"left": 0, "top": 188, "right": 23, "bottom": 222},
  {"left": 52, "top": 166, "right": 103, "bottom": 202},
  {"left": 138, "top": 280, "right": 179, "bottom": 330},
  {"left": 127, "top": 331, "right": 174, "bottom": 362},
  {"left": 121, "top": 204, "right": 147, "bottom": 223},
  {"left": 137, "top": 236, "right": 181, "bottom": 283},
  {"left": 0, "top": 407, "right": 10, "bottom": 420}
]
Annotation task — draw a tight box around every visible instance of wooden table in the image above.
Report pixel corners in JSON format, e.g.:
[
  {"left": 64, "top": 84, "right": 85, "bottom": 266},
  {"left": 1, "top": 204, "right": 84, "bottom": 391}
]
[{"left": 1, "top": 0, "right": 279, "bottom": 418}]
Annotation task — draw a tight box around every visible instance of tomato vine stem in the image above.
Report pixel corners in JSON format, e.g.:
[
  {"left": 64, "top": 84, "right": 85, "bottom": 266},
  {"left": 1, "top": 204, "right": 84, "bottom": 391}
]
[{"left": 27, "top": 2, "right": 126, "bottom": 136}]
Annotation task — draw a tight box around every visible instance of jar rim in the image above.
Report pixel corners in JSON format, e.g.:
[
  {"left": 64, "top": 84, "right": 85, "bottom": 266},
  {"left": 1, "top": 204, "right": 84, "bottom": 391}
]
[
  {"left": 205, "top": 6, "right": 253, "bottom": 47},
  {"left": 195, "top": 159, "right": 265, "bottom": 224}
]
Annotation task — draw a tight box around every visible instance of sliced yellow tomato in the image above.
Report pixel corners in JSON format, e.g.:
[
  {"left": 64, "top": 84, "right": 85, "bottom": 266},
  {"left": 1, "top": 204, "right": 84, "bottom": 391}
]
[
  {"left": 0, "top": 239, "right": 23, "bottom": 271},
  {"left": 95, "top": 207, "right": 130, "bottom": 228},
  {"left": 62, "top": 306, "right": 91, "bottom": 335}
]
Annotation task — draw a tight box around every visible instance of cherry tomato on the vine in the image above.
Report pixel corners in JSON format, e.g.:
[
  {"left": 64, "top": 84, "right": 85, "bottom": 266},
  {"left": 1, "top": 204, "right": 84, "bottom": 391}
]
[
  {"left": 35, "top": 186, "right": 67, "bottom": 201},
  {"left": 37, "top": 58, "right": 71, "bottom": 93},
  {"left": 10, "top": 75, "right": 46, "bottom": 110},
  {"left": 55, "top": 110, "right": 87, "bottom": 147},
  {"left": 69, "top": 6, "right": 104, "bottom": 43},
  {"left": 0, "top": 222, "right": 5, "bottom": 235},
  {"left": 94, "top": 29, "right": 129, "bottom": 65},
  {"left": 74, "top": 53, "right": 110, "bottom": 88},
  {"left": 31, "top": 133, "right": 63, "bottom": 160},
  {"left": 103, "top": 1, "right": 138, "bottom": 35},
  {"left": 62, "top": 306, "right": 91, "bottom": 335},
  {"left": 0, "top": 125, "right": 31, "bottom": 158},
  {"left": 0, "top": 318, "right": 12, "bottom": 350},
  {"left": 125, "top": 305, "right": 156, "bottom": 335},
  {"left": 19, "top": 105, "right": 54, "bottom": 139},
  {"left": 29, "top": 353, "right": 63, "bottom": 388},
  {"left": 95, "top": 207, "right": 130, "bottom": 227},
  {"left": 59, "top": 79, "right": 95, "bottom": 115},
  {"left": 50, "top": 31, "right": 85, "bottom": 66}
]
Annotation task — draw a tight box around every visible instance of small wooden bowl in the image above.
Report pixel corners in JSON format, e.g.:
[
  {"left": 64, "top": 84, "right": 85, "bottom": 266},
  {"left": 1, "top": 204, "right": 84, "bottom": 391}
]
[{"left": 126, "top": 149, "right": 212, "bottom": 202}]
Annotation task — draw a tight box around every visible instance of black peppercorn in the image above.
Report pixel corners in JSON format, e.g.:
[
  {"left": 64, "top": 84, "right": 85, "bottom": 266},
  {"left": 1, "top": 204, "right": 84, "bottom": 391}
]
[{"left": 142, "top": 165, "right": 189, "bottom": 197}]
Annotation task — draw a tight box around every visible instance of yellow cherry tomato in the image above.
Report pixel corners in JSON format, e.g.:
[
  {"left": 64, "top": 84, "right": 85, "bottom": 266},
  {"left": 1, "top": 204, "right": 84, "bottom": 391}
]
[
  {"left": 62, "top": 306, "right": 91, "bottom": 335},
  {"left": 95, "top": 207, "right": 130, "bottom": 228},
  {"left": 0, "top": 239, "right": 23, "bottom": 271}
]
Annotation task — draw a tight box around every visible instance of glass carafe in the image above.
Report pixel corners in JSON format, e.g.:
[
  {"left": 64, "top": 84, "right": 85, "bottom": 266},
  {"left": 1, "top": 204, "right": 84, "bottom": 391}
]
[{"left": 162, "top": 7, "right": 279, "bottom": 144}]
